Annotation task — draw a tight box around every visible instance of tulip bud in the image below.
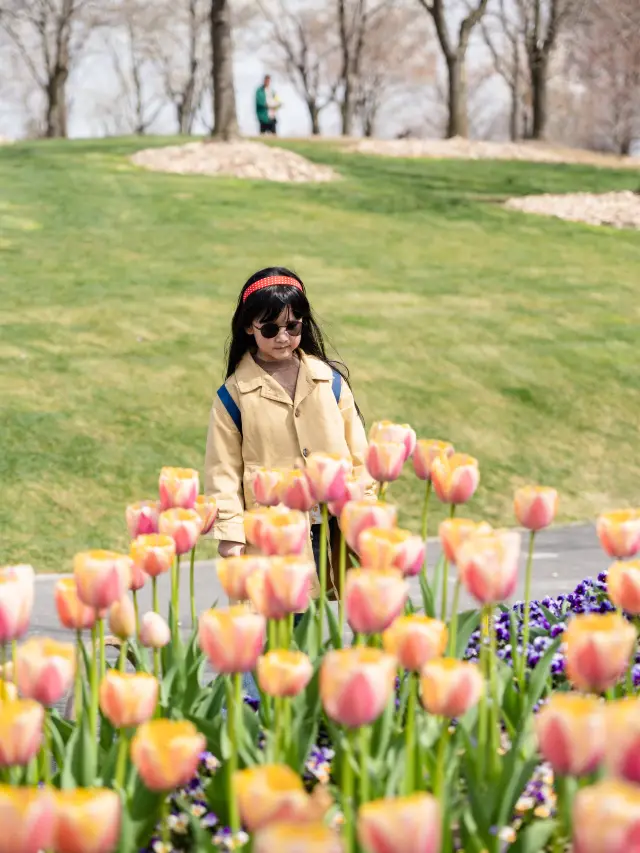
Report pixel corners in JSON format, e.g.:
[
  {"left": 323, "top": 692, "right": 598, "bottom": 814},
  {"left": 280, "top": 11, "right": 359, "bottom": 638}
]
[
  {"left": 253, "top": 469, "right": 284, "bottom": 507},
  {"left": 279, "top": 470, "right": 315, "bottom": 512},
  {"left": 412, "top": 439, "right": 454, "bottom": 481},
  {"left": 130, "top": 534, "right": 175, "bottom": 579},
  {"left": 305, "top": 453, "right": 351, "bottom": 504},
  {"left": 73, "top": 551, "right": 132, "bottom": 610},
  {"left": 0, "top": 699, "right": 44, "bottom": 767},
  {"left": 358, "top": 793, "right": 441, "bottom": 853},
  {"left": 365, "top": 441, "right": 405, "bottom": 483},
  {"left": 217, "top": 555, "right": 269, "bottom": 601},
  {"left": 139, "top": 612, "right": 170, "bottom": 649},
  {"left": 345, "top": 569, "right": 408, "bottom": 635},
  {"left": 431, "top": 453, "right": 479, "bottom": 505},
  {"left": 382, "top": 616, "right": 448, "bottom": 671},
  {"left": 16, "top": 638, "right": 76, "bottom": 706},
  {"left": 99, "top": 671, "right": 158, "bottom": 729},
  {"left": 199, "top": 606, "right": 266, "bottom": 674},
  {"left": 54, "top": 788, "right": 121, "bottom": 853},
  {"left": 535, "top": 693, "right": 605, "bottom": 776},
  {"left": 565, "top": 613, "right": 636, "bottom": 694},
  {"left": 608, "top": 561, "right": 640, "bottom": 615},
  {"left": 359, "top": 527, "right": 425, "bottom": 576},
  {"left": 131, "top": 719, "right": 205, "bottom": 791},
  {"left": 572, "top": 780, "right": 640, "bottom": 853},
  {"left": 514, "top": 485, "right": 558, "bottom": 531},
  {"left": 257, "top": 651, "right": 313, "bottom": 697},
  {"left": 456, "top": 529, "right": 521, "bottom": 605},
  {"left": 438, "top": 518, "right": 492, "bottom": 565},
  {"left": 158, "top": 466, "right": 199, "bottom": 511},
  {"left": 129, "top": 558, "right": 146, "bottom": 592},
  {"left": 125, "top": 500, "right": 159, "bottom": 539},
  {"left": 320, "top": 648, "right": 396, "bottom": 728},
  {"left": 597, "top": 509, "right": 640, "bottom": 560},
  {"left": 108, "top": 597, "right": 136, "bottom": 640},
  {"left": 420, "top": 659, "right": 484, "bottom": 718},
  {"left": 247, "top": 557, "right": 315, "bottom": 620},
  {"left": 158, "top": 508, "right": 202, "bottom": 555},
  {"left": 194, "top": 494, "right": 218, "bottom": 534},
  {"left": 340, "top": 500, "right": 397, "bottom": 552},
  {"left": 369, "top": 421, "right": 417, "bottom": 462},
  {"left": 0, "top": 785, "right": 55, "bottom": 853}
]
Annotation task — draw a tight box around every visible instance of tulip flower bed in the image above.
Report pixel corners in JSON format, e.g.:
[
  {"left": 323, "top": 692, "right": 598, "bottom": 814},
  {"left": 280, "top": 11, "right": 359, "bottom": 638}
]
[{"left": 3, "top": 439, "right": 640, "bottom": 853}]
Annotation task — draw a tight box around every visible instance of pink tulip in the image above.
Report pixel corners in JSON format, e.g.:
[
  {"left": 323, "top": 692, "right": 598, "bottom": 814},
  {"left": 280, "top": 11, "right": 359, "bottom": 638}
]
[
  {"left": 253, "top": 469, "right": 284, "bottom": 507},
  {"left": 130, "top": 534, "right": 175, "bottom": 579},
  {"left": 420, "top": 659, "right": 484, "bottom": 718},
  {"left": 234, "top": 765, "right": 327, "bottom": 832},
  {"left": 328, "top": 476, "right": 368, "bottom": 518},
  {"left": 305, "top": 453, "right": 351, "bottom": 504},
  {"left": 158, "top": 508, "right": 202, "bottom": 555},
  {"left": 99, "top": 671, "right": 158, "bottom": 729},
  {"left": 340, "top": 500, "right": 397, "bottom": 552},
  {"left": 217, "top": 555, "right": 269, "bottom": 601},
  {"left": 365, "top": 441, "right": 405, "bottom": 483},
  {"left": 131, "top": 720, "right": 205, "bottom": 792},
  {"left": 412, "top": 439, "right": 454, "bottom": 481},
  {"left": 16, "top": 638, "right": 76, "bottom": 706},
  {"left": 158, "top": 466, "right": 199, "bottom": 511},
  {"left": 438, "top": 518, "right": 492, "bottom": 565},
  {"left": 0, "top": 699, "right": 44, "bottom": 767},
  {"left": 608, "top": 561, "right": 640, "bottom": 615},
  {"left": 54, "top": 788, "right": 121, "bottom": 853},
  {"left": 457, "top": 529, "right": 521, "bottom": 605},
  {"left": 55, "top": 578, "right": 98, "bottom": 632},
  {"left": 244, "top": 505, "right": 290, "bottom": 548},
  {"left": 73, "top": 551, "right": 132, "bottom": 610},
  {"left": 258, "top": 509, "right": 309, "bottom": 557},
  {"left": 431, "top": 453, "right": 479, "bottom": 505},
  {"left": 199, "top": 606, "right": 266, "bottom": 674},
  {"left": 0, "top": 785, "right": 54, "bottom": 853},
  {"left": 358, "top": 793, "right": 441, "bottom": 853},
  {"left": 535, "top": 693, "right": 605, "bottom": 776},
  {"left": 0, "top": 567, "right": 34, "bottom": 644},
  {"left": 254, "top": 822, "right": 344, "bottom": 853},
  {"left": 597, "top": 510, "right": 640, "bottom": 560},
  {"left": 382, "top": 616, "right": 448, "bottom": 671},
  {"left": 129, "top": 559, "right": 146, "bottom": 592},
  {"left": 246, "top": 558, "right": 315, "bottom": 619},
  {"left": 605, "top": 699, "right": 640, "bottom": 784},
  {"left": 139, "top": 612, "right": 171, "bottom": 649},
  {"left": 320, "top": 648, "right": 396, "bottom": 728},
  {"left": 565, "top": 613, "right": 636, "bottom": 693},
  {"left": 279, "top": 470, "right": 315, "bottom": 512},
  {"left": 194, "top": 495, "right": 218, "bottom": 534},
  {"left": 573, "top": 780, "right": 640, "bottom": 853},
  {"left": 359, "top": 527, "right": 425, "bottom": 576},
  {"left": 257, "top": 651, "right": 313, "bottom": 697},
  {"left": 108, "top": 597, "right": 136, "bottom": 640},
  {"left": 346, "top": 569, "right": 408, "bottom": 635},
  {"left": 125, "top": 500, "right": 159, "bottom": 538},
  {"left": 514, "top": 485, "right": 558, "bottom": 531},
  {"left": 369, "top": 421, "right": 417, "bottom": 462}
]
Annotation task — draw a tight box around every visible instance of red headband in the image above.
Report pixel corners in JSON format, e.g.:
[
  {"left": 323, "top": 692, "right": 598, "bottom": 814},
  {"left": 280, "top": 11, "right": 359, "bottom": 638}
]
[{"left": 243, "top": 275, "right": 303, "bottom": 302}]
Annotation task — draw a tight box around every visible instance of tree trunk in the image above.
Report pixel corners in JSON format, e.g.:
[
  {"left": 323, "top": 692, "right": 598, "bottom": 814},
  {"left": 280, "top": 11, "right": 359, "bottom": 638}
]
[
  {"left": 446, "top": 55, "right": 468, "bottom": 138},
  {"left": 341, "top": 75, "right": 353, "bottom": 136},
  {"left": 45, "top": 65, "right": 68, "bottom": 138},
  {"left": 307, "top": 100, "right": 321, "bottom": 135},
  {"left": 530, "top": 54, "right": 549, "bottom": 140},
  {"left": 210, "top": 0, "right": 239, "bottom": 141}
]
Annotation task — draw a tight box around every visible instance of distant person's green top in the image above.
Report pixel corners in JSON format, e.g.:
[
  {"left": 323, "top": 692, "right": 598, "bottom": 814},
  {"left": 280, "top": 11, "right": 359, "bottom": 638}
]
[{"left": 256, "top": 85, "right": 270, "bottom": 124}]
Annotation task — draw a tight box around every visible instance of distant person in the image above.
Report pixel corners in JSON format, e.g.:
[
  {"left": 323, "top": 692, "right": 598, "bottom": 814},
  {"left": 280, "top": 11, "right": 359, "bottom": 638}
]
[{"left": 255, "top": 75, "right": 281, "bottom": 135}]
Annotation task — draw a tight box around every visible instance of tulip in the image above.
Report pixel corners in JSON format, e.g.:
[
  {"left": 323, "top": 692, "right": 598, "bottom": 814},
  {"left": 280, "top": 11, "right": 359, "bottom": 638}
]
[
  {"left": 0, "top": 565, "right": 34, "bottom": 643},
  {"left": 604, "top": 699, "right": 640, "bottom": 783},
  {"left": 194, "top": 494, "right": 218, "bottom": 534},
  {"left": 340, "top": 500, "right": 397, "bottom": 552},
  {"left": 158, "top": 508, "right": 202, "bottom": 555},
  {"left": 456, "top": 529, "right": 521, "bottom": 605},
  {"left": 128, "top": 559, "right": 146, "bottom": 592},
  {"left": 365, "top": 441, "right": 406, "bottom": 484},
  {"left": 328, "top": 475, "right": 368, "bottom": 518},
  {"left": 130, "top": 534, "right": 175, "bottom": 579},
  {"left": 0, "top": 785, "right": 55, "bottom": 853},
  {"left": 99, "top": 671, "right": 158, "bottom": 728},
  {"left": 253, "top": 469, "right": 284, "bottom": 507},
  {"left": 305, "top": 452, "right": 351, "bottom": 503},
  {"left": 199, "top": 606, "right": 265, "bottom": 674},
  {"left": 131, "top": 719, "right": 205, "bottom": 791},
  {"left": 565, "top": 613, "right": 636, "bottom": 693},
  {"left": 247, "top": 557, "right": 315, "bottom": 620},
  {"left": 0, "top": 699, "right": 43, "bottom": 766},
  {"left": 412, "top": 439, "right": 454, "bottom": 481},
  {"left": 572, "top": 780, "right": 640, "bottom": 853},
  {"left": 0, "top": 680, "right": 17, "bottom": 702},
  {"left": 345, "top": 569, "right": 408, "bottom": 635},
  {"left": 597, "top": 509, "right": 640, "bottom": 559},
  {"left": 73, "top": 551, "right": 132, "bottom": 610},
  {"left": 535, "top": 693, "right": 605, "bottom": 776},
  {"left": 279, "top": 470, "right": 315, "bottom": 512},
  {"left": 139, "top": 612, "right": 171, "bottom": 649},
  {"left": 257, "top": 650, "right": 313, "bottom": 697},
  {"left": 254, "top": 822, "right": 345, "bottom": 853},
  {"left": 420, "top": 659, "right": 485, "bottom": 718},
  {"left": 158, "top": 466, "right": 199, "bottom": 511},
  {"left": 431, "top": 452, "right": 479, "bottom": 505},
  {"left": 54, "top": 788, "right": 121, "bottom": 853},
  {"left": 125, "top": 500, "right": 159, "bottom": 539},
  {"left": 258, "top": 509, "right": 309, "bottom": 557},
  {"left": 217, "top": 554, "right": 269, "bottom": 601},
  {"left": 320, "top": 647, "right": 397, "bottom": 728},
  {"left": 370, "top": 421, "right": 417, "bottom": 461},
  {"left": 234, "top": 764, "right": 328, "bottom": 831},
  {"left": 245, "top": 507, "right": 272, "bottom": 547},
  {"left": 608, "top": 561, "right": 640, "bottom": 614},
  {"left": 108, "top": 597, "right": 136, "bottom": 640},
  {"left": 16, "top": 637, "right": 76, "bottom": 706},
  {"left": 514, "top": 485, "right": 558, "bottom": 531},
  {"left": 438, "top": 518, "right": 492, "bottom": 564},
  {"left": 358, "top": 793, "right": 441, "bottom": 853},
  {"left": 382, "top": 616, "right": 447, "bottom": 671},
  {"left": 359, "top": 527, "right": 425, "bottom": 576}
]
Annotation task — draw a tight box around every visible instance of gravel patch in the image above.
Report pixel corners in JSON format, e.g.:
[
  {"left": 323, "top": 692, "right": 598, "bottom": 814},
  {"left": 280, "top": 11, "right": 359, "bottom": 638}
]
[
  {"left": 505, "top": 191, "right": 640, "bottom": 230},
  {"left": 130, "top": 141, "right": 339, "bottom": 183}
]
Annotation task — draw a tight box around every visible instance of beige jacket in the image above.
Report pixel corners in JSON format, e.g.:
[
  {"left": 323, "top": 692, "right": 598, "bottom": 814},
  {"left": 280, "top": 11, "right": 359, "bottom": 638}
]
[{"left": 204, "top": 351, "right": 373, "bottom": 555}]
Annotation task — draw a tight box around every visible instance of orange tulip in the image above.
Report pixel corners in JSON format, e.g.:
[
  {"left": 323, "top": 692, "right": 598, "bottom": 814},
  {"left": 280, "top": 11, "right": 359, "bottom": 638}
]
[
  {"left": 158, "top": 508, "right": 202, "bottom": 555},
  {"left": 340, "top": 500, "right": 397, "bottom": 552},
  {"left": 247, "top": 557, "right": 315, "bottom": 619},
  {"left": 130, "top": 534, "right": 175, "bottom": 579},
  {"left": 55, "top": 578, "right": 98, "bottom": 632},
  {"left": 234, "top": 764, "right": 328, "bottom": 831},
  {"left": 370, "top": 421, "right": 417, "bottom": 462},
  {"left": 254, "top": 822, "right": 344, "bottom": 853},
  {"left": 130, "top": 719, "right": 205, "bottom": 791},
  {"left": 438, "top": 518, "right": 492, "bottom": 565},
  {"left": 345, "top": 569, "right": 408, "bottom": 635},
  {"left": 199, "top": 606, "right": 266, "bottom": 674},
  {"left": 139, "top": 612, "right": 170, "bottom": 649},
  {"left": 244, "top": 505, "right": 290, "bottom": 548},
  {"left": 257, "top": 651, "right": 313, "bottom": 697},
  {"left": 253, "top": 469, "right": 285, "bottom": 507},
  {"left": 328, "top": 475, "right": 368, "bottom": 518},
  {"left": 279, "top": 470, "right": 315, "bottom": 512},
  {"left": 0, "top": 785, "right": 54, "bottom": 853},
  {"left": 365, "top": 441, "right": 405, "bottom": 483},
  {"left": 217, "top": 555, "right": 269, "bottom": 601},
  {"left": 572, "top": 780, "right": 640, "bottom": 853},
  {"left": 158, "top": 466, "right": 199, "bottom": 511},
  {"left": 194, "top": 494, "right": 218, "bottom": 534},
  {"left": 53, "top": 788, "right": 121, "bottom": 853},
  {"left": 514, "top": 485, "right": 558, "bottom": 531},
  {"left": 358, "top": 793, "right": 441, "bottom": 853},
  {"left": 597, "top": 509, "right": 640, "bottom": 559},
  {"left": 0, "top": 565, "right": 34, "bottom": 643},
  {"left": 73, "top": 551, "right": 132, "bottom": 610},
  {"left": 605, "top": 699, "right": 640, "bottom": 784},
  {"left": 420, "top": 659, "right": 484, "bottom": 718},
  {"left": 16, "top": 638, "right": 76, "bottom": 706},
  {"left": 99, "top": 671, "right": 158, "bottom": 729},
  {"left": 456, "top": 529, "right": 521, "bottom": 605},
  {"left": 412, "top": 439, "right": 454, "bottom": 481},
  {"left": 359, "top": 527, "right": 425, "bottom": 576},
  {"left": 125, "top": 500, "right": 159, "bottom": 539},
  {"left": 608, "top": 561, "right": 640, "bottom": 614},
  {"left": 0, "top": 699, "right": 43, "bottom": 767},
  {"left": 108, "top": 597, "right": 136, "bottom": 639},
  {"left": 320, "top": 648, "right": 396, "bottom": 728},
  {"left": 305, "top": 452, "right": 351, "bottom": 503},
  {"left": 431, "top": 453, "right": 479, "bottom": 505},
  {"left": 565, "top": 613, "right": 636, "bottom": 693},
  {"left": 257, "top": 509, "right": 309, "bottom": 557},
  {"left": 535, "top": 693, "right": 605, "bottom": 776},
  {"left": 382, "top": 616, "right": 448, "bottom": 671}
]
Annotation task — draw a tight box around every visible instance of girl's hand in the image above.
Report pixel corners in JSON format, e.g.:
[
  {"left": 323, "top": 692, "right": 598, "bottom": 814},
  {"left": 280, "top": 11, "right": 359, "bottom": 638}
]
[{"left": 218, "top": 540, "right": 245, "bottom": 558}]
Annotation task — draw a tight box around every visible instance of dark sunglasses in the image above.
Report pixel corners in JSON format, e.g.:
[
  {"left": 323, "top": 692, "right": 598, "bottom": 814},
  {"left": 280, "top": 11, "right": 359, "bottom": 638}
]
[{"left": 253, "top": 320, "right": 303, "bottom": 339}]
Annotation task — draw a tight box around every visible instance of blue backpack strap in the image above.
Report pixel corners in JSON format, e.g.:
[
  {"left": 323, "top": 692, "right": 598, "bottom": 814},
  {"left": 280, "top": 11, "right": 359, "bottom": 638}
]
[
  {"left": 217, "top": 384, "right": 242, "bottom": 435},
  {"left": 331, "top": 368, "right": 342, "bottom": 404}
]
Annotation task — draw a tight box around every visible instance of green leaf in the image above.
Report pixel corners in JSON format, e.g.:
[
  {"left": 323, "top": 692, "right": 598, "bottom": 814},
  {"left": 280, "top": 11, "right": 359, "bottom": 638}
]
[
  {"left": 454, "top": 610, "right": 480, "bottom": 659},
  {"left": 510, "top": 819, "right": 556, "bottom": 853},
  {"left": 523, "top": 637, "right": 560, "bottom": 717},
  {"left": 205, "top": 764, "right": 231, "bottom": 825},
  {"left": 177, "top": 796, "right": 218, "bottom": 852},
  {"left": 295, "top": 600, "right": 317, "bottom": 656},
  {"left": 194, "top": 675, "right": 227, "bottom": 719},
  {"left": 186, "top": 713, "right": 224, "bottom": 759},
  {"left": 60, "top": 714, "right": 97, "bottom": 788},
  {"left": 419, "top": 571, "right": 436, "bottom": 618},
  {"left": 325, "top": 602, "right": 342, "bottom": 651}
]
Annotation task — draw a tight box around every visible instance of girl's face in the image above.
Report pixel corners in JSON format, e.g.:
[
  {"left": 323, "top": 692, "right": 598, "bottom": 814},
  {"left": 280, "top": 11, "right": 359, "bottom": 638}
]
[{"left": 247, "top": 306, "right": 303, "bottom": 362}]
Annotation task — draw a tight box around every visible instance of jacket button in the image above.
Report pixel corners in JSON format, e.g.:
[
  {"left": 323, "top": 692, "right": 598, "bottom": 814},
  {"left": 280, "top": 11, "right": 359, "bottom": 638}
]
[
  {"left": 295, "top": 410, "right": 301, "bottom": 418},
  {"left": 302, "top": 448, "right": 309, "bottom": 457}
]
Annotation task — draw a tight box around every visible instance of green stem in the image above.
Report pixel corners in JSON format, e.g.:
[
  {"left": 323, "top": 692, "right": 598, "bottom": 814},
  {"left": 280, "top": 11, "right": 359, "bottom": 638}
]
[
  {"left": 98, "top": 617, "right": 106, "bottom": 679},
  {"left": 90, "top": 622, "right": 99, "bottom": 743},
  {"left": 171, "top": 555, "right": 180, "bottom": 637},
  {"left": 153, "top": 649, "right": 160, "bottom": 682},
  {"left": 118, "top": 639, "right": 127, "bottom": 673},
  {"left": 488, "top": 606, "right": 500, "bottom": 778},
  {"left": 434, "top": 718, "right": 449, "bottom": 798},
  {"left": 152, "top": 576, "right": 159, "bottom": 615},
  {"left": 342, "top": 729, "right": 355, "bottom": 853},
  {"left": 404, "top": 673, "right": 417, "bottom": 794},
  {"left": 318, "top": 503, "right": 329, "bottom": 650},
  {"left": 132, "top": 590, "right": 140, "bottom": 636},
  {"left": 477, "top": 610, "right": 488, "bottom": 778},
  {"left": 359, "top": 725, "right": 370, "bottom": 804},
  {"left": 161, "top": 795, "right": 171, "bottom": 846},
  {"left": 420, "top": 479, "right": 432, "bottom": 572},
  {"left": 227, "top": 673, "right": 242, "bottom": 834},
  {"left": 439, "top": 504, "right": 456, "bottom": 621},
  {"left": 114, "top": 729, "right": 129, "bottom": 790},
  {"left": 268, "top": 620, "right": 277, "bottom": 652},
  {"left": 379, "top": 482, "right": 388, "bottom": 501},
  {"left": 448, "top": 581, "right": 461, "bottom": 657},
  {"left": 554, "top": 774, "right": 572, "bottom": 850},
  {"left": 42, "top": 708, "right": 52, "bottom": 785},
  {"left": 520, "top": 531, "right": 536, "bottom": 695},
  {"left": 338, "top": 528, "right": 347, "bottom": 638},
  {"left": 189, "top": 544, "right": 197, "bottom": 627},
  {"left": 75, "top": 631, "right": 83, "bottom": 726}
]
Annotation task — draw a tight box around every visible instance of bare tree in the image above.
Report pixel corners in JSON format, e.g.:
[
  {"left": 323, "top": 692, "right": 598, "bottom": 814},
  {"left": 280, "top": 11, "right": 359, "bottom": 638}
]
[
  {"left": 416, "top": 0, "right": 490, "bottom": 138},
  {"left": 210, "top": 0, "right": 239, "bottom": 139}
]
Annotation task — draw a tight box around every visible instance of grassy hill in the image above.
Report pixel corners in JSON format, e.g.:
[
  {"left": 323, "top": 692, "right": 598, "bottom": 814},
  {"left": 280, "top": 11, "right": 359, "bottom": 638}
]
[{"left": 1, "top": 136, "right": 639, "bottom": 572}]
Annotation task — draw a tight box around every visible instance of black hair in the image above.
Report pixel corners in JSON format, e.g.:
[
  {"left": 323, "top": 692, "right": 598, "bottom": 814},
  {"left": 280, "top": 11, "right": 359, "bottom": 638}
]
[{"left": 224, "top": 266, "right": 363, "bottom": 421}]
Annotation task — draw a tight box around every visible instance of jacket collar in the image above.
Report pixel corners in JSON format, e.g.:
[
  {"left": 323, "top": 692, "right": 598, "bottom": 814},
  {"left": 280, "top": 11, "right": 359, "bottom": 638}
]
[{"left": 235, "top": 350, "right": 332, "bottom": 405}]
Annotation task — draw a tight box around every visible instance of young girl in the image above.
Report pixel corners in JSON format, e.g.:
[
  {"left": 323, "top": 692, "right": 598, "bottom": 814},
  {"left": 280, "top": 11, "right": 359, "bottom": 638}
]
[{"left": 204, "top": 266, "right": 373, "bottom": 574}]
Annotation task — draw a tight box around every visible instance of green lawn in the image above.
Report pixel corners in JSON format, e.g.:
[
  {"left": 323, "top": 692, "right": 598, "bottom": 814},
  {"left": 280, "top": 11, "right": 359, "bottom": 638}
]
[{"left": 2, "top": 137, "right": 640, "bottom": 572}]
